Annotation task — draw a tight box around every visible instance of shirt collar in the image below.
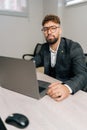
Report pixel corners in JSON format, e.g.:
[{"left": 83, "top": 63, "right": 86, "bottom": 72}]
[{"left": 49, "top": 44, "right": 59, "bottom": 53}]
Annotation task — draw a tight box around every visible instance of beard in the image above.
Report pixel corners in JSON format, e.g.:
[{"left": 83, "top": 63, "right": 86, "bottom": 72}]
[{"left": 46, "top": 36, "right": 58, "bottom": 45}]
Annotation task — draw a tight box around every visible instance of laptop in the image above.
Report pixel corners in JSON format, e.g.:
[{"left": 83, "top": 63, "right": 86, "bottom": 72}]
[{"left": 0, "top": 56, "right": 50, "bottom": 99}]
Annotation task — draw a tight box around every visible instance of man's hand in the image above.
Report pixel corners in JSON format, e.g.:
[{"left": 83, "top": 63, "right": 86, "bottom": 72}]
[{"left": 47, "top": 82, "right": 70, "bottom": 101}]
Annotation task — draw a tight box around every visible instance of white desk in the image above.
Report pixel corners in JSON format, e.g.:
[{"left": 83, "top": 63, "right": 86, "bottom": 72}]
[{"left": 0, "top": 72, "right": 87, "bottom": 130}]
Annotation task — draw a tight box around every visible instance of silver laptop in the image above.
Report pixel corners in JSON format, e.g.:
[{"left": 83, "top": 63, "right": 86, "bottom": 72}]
[{"left": 0, "top": 56, "right": 50, "bottom": 99}]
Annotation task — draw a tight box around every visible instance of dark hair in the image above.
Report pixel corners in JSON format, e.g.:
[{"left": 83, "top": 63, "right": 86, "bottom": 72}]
[{"left": 42, "top": 14, "right": 61, "bottom": 26}]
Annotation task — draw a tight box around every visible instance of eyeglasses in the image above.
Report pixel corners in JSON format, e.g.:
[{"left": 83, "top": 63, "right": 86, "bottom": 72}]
[{"left": 41, "top": 26, "right": 60, "bottom": 33}]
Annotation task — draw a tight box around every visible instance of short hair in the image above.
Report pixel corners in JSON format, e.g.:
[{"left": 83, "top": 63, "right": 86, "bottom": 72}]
[{"left": 42, "top": 14, "right": 61, "bottom": 26}]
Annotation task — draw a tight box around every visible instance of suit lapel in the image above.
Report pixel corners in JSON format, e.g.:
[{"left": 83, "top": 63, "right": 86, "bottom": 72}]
[
  {"left": 56, "top": 38, "right": 65, "bottom": 65},
  {"left": 44, "top": 48, "right": 51, "bottom": 66}
]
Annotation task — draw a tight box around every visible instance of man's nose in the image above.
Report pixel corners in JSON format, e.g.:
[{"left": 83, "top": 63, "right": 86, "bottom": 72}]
[{"left": 47, "top": 28, "right": 52, "bottom": 34}]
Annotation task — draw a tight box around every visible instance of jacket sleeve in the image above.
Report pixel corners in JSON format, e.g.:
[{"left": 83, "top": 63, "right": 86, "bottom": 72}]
[{"left": 64, "top": 42, "right": 87, "bottom": 94}]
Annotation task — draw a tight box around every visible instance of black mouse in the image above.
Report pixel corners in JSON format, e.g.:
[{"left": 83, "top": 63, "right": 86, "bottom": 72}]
[{"left": 5, "top": 113, "right": 29, "bottom": 129}]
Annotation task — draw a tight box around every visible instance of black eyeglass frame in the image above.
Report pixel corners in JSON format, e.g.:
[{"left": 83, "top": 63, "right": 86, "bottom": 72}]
[{"left": 41, "top": 26, "right": 60, "bottom": 33}]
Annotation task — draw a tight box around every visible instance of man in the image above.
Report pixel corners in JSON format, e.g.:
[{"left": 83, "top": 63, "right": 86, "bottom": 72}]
[{"left": 34, "top": 14, "right": 87, "bottom": 101}]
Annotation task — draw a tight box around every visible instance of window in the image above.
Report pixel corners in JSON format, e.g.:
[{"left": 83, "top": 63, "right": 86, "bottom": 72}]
[
  {"left": 0, "top": 0, "right": 28, "bottom": 17},
  {"left": 65, "top": 0, "right": 87, "bottom": 6}
]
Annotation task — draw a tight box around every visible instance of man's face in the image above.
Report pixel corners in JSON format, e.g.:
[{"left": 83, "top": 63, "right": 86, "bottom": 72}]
[{"left": 42, "top": 21, "right": 61, "bottom": 45}]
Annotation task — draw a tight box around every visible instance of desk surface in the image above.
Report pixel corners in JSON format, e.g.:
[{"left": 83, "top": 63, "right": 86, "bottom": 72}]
[{"left": 0, "top": 72, "right": 87, "bottom": 130}]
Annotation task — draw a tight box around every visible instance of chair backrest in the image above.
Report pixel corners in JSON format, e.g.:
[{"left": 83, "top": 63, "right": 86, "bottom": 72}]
[
  {"left": 33, "top": 43, "right": 42, "bottom": 56},
  {"left": 22, "top": 43, "right": 42, "bottom": 60},
  {"left": 84, "top": 53, "right": 87, "bottom": 66},
  {"left": 0, "top": 117, "right": 7, "bottom": 130}
]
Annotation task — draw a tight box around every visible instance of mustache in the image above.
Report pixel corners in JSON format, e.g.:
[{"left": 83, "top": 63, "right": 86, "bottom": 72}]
[{"left": 47, "top": 34, "right": 54, "bottom": 38}]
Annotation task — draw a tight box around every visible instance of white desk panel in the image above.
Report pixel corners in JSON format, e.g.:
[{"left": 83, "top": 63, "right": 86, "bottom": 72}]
[{"left": 0, "top": 72, "right": 87, "bottom": 130}]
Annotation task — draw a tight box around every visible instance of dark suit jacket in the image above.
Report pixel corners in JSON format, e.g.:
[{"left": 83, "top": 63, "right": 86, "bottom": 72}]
[{"left": 34, "top": 37, "right": 87, "bottom": 94}]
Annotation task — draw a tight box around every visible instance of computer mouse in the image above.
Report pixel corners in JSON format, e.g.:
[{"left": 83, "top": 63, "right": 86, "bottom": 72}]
[{"left": 5, "top": 113, "right": 29, "bottom": 129}]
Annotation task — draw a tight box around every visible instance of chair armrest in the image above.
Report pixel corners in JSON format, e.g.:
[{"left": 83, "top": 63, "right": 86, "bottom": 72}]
[{"left": 22, "top": 54, "right": 34, "bottom": 60}]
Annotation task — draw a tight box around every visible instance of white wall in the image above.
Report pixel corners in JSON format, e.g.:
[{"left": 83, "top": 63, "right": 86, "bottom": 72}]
[
  {"left": 43, "top": 0, "right": 58, "bottom": 16},
  {"left": 0, "top": 0, "right": 43, "bottom": 58},
  {"left": 61, "top": 1, "right": 87, "bottom": 53}
]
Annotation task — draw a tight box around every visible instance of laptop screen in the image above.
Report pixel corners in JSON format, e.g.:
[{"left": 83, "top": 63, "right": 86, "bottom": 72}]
[{"left": 0, "top": 56, "right": 50, "bottom": 99}]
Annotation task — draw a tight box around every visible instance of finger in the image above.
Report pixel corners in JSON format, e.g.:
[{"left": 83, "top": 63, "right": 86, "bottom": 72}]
[
  {"left": 48, "top": 91, "right": 62, "bottom": 98},
  {"left": 47, "top": 87, "right": 58, "bottom": 95},
  {"left": 47, "top": 84, "right": 60, "bottom": 94},
  {"left": 55, "top": 94, "right": 69, "bottom": 102},
  {"left": 48, "top": 82, "right": 60, "bottom": 88},
  {"left": 54, "top": 96, "right": 64, "bottom": 102}
]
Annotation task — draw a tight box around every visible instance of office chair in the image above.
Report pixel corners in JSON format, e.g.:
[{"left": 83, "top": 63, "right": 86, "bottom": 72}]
[
  {"left": 22, "top": 43, "right": 42, "bottom": 60},
  {"left": 82, "top": 53, "right": 87, "bottom": 92},
  {"left": 84, "top": 53, "right": 87, "bottom": 66},
  {"left": 22, "top": 43, "right": 44, "bottom": 73},
  {"left": 0, "top": 117, "right": 7, "bottom": 130}
]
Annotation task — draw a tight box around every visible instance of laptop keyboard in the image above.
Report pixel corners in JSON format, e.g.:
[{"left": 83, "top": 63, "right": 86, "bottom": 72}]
[
  {"left": 38, "top": 80, "right": 51, "bottom": 93},
  {"left": 39, "top": 87, "right": 46, "bottom": 93}
]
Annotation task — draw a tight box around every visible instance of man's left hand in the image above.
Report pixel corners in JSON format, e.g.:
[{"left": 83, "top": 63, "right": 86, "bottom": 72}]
[{"left": 47, "top": 82, "right": 70, "bottom": 101}]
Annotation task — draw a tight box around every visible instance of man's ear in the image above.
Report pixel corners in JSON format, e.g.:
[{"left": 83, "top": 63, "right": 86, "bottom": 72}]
[{"left": 59, "top": 27, "right": 62, "bottom": 35}]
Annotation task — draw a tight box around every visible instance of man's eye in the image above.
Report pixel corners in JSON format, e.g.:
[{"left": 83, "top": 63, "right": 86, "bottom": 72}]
[
  {"left": 51, "top": 27, "right": 56, "bottom": 29},
  {"left": 44, "top": 28, "right": 48, "bottom": 31}
]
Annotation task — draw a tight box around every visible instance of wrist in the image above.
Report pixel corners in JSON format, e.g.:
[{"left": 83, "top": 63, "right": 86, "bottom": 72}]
[{"left": 62, "top": 83, "right": 72, "bottom": 94}]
